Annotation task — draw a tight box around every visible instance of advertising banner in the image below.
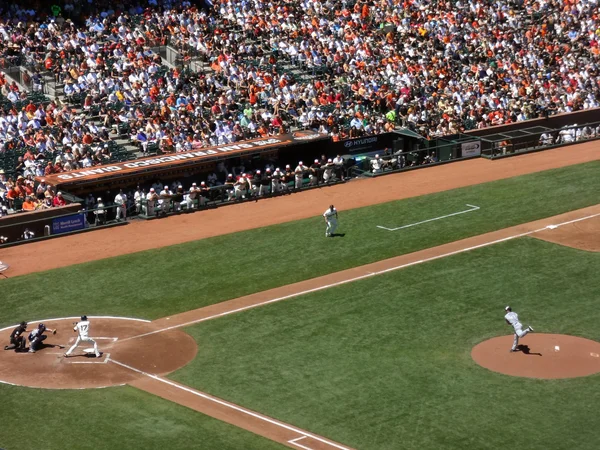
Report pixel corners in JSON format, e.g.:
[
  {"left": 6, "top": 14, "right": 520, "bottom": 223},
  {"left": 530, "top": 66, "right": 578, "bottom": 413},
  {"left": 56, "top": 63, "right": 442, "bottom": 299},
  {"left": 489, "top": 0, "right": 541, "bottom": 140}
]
[
  {"left": 461, "top": 141, "right": 481, "bottom": 157},
  {"left": 51, "top": 213, "right": 87, "bottom": 235}
]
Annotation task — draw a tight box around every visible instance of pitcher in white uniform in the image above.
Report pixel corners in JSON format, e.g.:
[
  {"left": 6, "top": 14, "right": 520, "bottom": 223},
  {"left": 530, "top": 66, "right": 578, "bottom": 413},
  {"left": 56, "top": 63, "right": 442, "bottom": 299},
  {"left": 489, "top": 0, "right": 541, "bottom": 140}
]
[
  {"left": 64, "top": 315, "right": 101, "bottom": 358},
  {"left": 323, "top": 205, "right": 338, "bottom": 237},
  {"left": 504, "top": 306, "right": 534, "bottom": 352}
]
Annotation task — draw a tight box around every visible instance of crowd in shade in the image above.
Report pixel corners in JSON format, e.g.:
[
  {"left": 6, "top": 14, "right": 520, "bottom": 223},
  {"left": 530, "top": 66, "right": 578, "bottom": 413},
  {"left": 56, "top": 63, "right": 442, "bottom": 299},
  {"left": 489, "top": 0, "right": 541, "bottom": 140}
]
[{"left": 0, "top": 0, "right": 600, "bottom": 211}]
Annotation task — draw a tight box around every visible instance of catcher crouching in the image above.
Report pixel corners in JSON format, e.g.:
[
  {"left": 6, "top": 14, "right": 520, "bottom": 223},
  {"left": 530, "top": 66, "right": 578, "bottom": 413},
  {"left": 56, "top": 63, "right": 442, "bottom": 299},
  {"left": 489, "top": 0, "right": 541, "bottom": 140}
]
[{"left": 28, "top": 323, "right": 58, "bottom": 353}]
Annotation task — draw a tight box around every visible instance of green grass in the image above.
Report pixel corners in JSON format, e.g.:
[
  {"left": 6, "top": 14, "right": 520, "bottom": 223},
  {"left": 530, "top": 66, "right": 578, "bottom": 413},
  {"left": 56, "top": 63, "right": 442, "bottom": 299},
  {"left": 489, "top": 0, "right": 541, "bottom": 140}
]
[
  {"left": 170, "top": 238, "right": 600, "bottom": 450},
  {"left": 1, "top": 161, "right": 598, "bottom": 328},
  {"left": 0, "top": 383, "right": 285, "bottom": 450}
]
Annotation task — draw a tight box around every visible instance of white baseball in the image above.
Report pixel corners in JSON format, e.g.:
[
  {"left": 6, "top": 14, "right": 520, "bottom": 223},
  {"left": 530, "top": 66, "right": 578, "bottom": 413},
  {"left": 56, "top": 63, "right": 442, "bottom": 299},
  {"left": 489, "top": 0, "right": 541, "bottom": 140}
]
[{"left": 554, "top": 345, "right": 560, "bottom": 351}]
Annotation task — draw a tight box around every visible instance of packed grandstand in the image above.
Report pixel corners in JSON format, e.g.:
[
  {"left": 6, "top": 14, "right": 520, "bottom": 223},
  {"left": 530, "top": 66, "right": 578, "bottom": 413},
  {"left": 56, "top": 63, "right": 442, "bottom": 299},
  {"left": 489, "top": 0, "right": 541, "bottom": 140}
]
[{"left": 0, "top": 0, "right": 599, "bottom": 217}]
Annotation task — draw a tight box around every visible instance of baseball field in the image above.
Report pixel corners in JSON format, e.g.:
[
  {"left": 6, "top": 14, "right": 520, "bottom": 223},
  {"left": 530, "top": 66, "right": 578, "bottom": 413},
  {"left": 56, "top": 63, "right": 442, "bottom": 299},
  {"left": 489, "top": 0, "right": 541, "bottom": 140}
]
[{"left": 1, "top": 144, "right": 599, "bottom": 450}]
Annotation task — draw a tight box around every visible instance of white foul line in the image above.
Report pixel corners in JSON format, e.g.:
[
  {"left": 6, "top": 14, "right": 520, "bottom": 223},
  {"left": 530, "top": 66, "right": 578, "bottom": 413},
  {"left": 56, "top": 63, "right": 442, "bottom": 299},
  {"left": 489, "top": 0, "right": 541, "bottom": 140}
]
[
  {"left": 109, "top": 358, "right": 348, "bottom": 450},
  {"left": 119, "top": 211, "right": 600, "bottom": 344},
  {"left": 377, "top": 204, "right": 480, "bottom": 231}
]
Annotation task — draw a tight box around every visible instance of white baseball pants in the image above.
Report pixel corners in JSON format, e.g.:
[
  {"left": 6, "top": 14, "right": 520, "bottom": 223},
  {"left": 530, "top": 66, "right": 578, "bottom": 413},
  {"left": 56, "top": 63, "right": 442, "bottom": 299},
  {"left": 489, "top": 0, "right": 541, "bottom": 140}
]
[
  {"left": 66, "top": 336, "right": 100, "bottom": 357},
  {"left": 512, "top": 324, "right": 530, "bottom": 350},
  {"left": 116, "top": 205, "right": 126, "bottom": 220},
  {"left": 185, "top": 196, "right": 195, "bottom": 210},
  {"left": 326, "top": 218, "right": 338, "bottom": 237}
]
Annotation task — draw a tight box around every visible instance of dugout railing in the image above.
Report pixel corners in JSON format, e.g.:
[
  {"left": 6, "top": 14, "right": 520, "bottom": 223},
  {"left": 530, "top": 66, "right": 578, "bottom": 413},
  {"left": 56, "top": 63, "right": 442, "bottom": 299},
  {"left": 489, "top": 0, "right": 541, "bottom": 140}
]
[
  {"left": 477, "top": 121, "right": 600, "bottom": 159},
  {"left": 137, "top": 171, "right": 347, "bottom": 220},
  {"left": 349, "top": 136, "right": 482, "bottom": 178},
  {"left": 0, "top": 171, "right": 346, "bottom": 247}
]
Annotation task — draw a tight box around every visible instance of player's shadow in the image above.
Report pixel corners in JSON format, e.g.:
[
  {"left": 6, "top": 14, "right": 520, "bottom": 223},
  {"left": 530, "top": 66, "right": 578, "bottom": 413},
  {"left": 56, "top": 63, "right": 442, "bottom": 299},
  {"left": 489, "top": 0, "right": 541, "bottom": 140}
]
[
  {"left": 66, "top": 353, "right": 100, "bottom": 359},
  {"left": 517, "top": 345, "right": 542, "bottom": 356},
  {"left": 331, "top": 233, "right": 346, "bottom": 238},
  {"left": 35, "top": 342, "right": 65, "bottom": 352}
]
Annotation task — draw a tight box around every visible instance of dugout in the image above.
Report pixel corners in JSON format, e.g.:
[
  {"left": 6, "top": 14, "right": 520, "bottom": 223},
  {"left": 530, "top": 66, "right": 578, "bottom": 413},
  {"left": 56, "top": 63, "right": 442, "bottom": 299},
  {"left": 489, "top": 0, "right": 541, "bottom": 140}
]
[{"left": 37, "top": 131, "right": 330, "bottom": 197}]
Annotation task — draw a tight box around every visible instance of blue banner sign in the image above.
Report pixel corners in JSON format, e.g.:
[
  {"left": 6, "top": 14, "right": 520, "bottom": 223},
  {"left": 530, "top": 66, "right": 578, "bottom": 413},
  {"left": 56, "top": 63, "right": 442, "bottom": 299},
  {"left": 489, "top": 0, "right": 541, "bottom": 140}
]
[{"left": 51, "top": 213, "right": 87, "bottom": 235}]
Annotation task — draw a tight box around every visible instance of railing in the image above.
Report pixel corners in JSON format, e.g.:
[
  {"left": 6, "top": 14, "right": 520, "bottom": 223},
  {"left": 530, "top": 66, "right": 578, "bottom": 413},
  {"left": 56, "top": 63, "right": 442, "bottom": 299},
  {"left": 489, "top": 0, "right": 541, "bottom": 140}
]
[
  {"left": 0, "top": 203, "right": 123, "bottom": 248},
  {"left": 0, "top": 174, "right": 347, "bottom": 246},
  {"left": 138, "top": 175, "right": 346, "bottom": 219},
  {"left": 478, "top": 121, "right": 600, "bottom": 159},
  {"left": 350, "top": 137, "right": 478, "bottom": 178}
]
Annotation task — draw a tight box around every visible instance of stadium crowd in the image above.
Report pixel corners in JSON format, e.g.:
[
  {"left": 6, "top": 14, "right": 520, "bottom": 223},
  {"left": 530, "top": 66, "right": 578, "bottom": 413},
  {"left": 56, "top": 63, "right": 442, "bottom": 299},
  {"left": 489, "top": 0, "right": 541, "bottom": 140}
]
[{"left": 1, "top": 0, "right": 600, "bottom": 216}]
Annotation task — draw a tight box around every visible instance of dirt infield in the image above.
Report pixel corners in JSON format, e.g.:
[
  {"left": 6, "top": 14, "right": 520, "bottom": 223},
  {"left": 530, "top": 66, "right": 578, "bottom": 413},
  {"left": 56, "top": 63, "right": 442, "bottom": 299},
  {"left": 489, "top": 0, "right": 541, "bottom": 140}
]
[
  {"left": 1, "top": 141, "right": 599, "bottom": 278},
  {"left": 534, "top": 216, "right": 600, "bottom": 252},
  {"left": 0, "top": 317, "right": 197, "bottom": 389},
  {"left": 472, "top": 334, "right": 600, "bottom": 379}
]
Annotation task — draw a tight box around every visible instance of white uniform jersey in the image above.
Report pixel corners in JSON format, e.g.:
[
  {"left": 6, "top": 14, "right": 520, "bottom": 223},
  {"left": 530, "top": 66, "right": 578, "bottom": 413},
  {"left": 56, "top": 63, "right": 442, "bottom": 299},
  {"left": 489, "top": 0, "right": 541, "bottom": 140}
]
[
  {"left": 323, "top": 208, "right": 337, "bottom": 220},
  {"left": 504, "top": 312, "right": 521, "bottom": 329},
  {"left": 74, "top": 320, "right": 91, "bottom": 338}
]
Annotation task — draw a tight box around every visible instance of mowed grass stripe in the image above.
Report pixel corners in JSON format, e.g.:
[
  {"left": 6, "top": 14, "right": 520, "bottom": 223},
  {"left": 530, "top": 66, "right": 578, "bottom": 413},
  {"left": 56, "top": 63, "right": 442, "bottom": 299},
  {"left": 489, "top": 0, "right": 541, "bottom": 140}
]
[
  {"left": 170, "top": 238, "right": 600, "bottom": 450},
  {"left": 1, "top": 161, "right": 599, "bottom": 327},
  {"left": 0, "top": 384, "right": 286, "bottom": 450}
]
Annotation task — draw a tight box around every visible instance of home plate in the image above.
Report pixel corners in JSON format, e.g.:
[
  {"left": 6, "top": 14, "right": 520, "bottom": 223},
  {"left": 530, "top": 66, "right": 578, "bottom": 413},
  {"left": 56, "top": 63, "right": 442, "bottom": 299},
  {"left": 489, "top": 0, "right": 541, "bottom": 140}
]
[{"left": 83, "top": 348, "right": 96, "bottom": 354}]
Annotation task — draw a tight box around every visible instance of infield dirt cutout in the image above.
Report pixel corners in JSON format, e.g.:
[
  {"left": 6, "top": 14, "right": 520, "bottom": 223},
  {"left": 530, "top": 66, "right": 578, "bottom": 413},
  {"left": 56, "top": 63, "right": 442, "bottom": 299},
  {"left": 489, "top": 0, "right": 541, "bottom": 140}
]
[
  {"left": 472, "top": 334, "right": 600, "bottom": 379},
  {"left": 534, "top": 215, "right": 600, "bottom": 252},
  {"left": 0, "top": 317, "right": 198, "bottom": 389}
]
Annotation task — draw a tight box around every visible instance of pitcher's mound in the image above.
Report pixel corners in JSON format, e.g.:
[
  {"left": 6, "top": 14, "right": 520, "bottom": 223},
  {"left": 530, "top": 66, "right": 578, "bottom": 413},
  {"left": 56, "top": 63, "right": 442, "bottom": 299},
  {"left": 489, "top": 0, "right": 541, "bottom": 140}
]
[{"left": 472, "top": 334, "right": 600, "bottom": 379}]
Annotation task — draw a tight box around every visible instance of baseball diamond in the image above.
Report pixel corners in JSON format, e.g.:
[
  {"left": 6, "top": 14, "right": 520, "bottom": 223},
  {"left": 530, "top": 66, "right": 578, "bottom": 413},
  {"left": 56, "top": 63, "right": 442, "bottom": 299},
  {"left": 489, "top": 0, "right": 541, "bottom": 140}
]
[
  {"left": 1, "top": 141, "right": 599, "bottom": 449},
  {"left": 3, "top": 0, "right": 600, "bottom": 446}
]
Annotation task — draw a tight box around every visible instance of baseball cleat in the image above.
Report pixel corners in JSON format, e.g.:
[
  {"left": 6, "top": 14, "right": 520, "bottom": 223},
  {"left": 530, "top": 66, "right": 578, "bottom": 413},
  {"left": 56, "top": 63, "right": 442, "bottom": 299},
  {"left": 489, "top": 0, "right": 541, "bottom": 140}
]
[
  {"left": 28, "top": 349, "right": 35, "bottom": 353},
  {"left": 528, "top": 326, "right": 534, "bottom": 332},
  {"left": 509, "top": 349, "right": 516, "bottom": 353},
  {"left": 63, "top": 353, "right": 70, "bottom": 358}
]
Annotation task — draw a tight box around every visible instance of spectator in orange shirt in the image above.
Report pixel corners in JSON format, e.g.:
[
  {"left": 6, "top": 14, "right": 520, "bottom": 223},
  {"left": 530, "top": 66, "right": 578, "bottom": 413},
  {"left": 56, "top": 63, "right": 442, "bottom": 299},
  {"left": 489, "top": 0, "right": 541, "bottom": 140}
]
[
  {"left": 82, "top": 133, "right": 94, "bottom": 145},
  {"left": 22, "top": 196, "right": 37, "bottom": 211}
]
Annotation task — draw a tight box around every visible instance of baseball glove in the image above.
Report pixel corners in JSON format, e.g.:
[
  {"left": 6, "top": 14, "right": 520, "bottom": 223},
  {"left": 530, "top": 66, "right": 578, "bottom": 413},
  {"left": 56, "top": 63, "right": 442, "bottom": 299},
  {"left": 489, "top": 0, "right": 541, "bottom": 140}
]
[{"left": 52, "top": 330, "right": 57, "bottom": 335}]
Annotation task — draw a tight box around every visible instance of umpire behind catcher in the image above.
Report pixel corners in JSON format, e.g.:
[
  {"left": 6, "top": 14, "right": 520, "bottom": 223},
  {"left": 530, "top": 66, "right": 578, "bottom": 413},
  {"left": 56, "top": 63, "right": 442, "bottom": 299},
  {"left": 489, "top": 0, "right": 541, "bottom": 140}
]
[{"left": 4, "top": 321, "right": 28, "bottom": 352}]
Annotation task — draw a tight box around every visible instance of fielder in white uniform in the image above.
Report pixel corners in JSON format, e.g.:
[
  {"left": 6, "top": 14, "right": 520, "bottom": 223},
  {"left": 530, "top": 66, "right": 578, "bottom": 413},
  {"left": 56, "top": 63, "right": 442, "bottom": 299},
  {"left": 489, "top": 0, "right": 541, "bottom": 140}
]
[
  {"left": 64, "top": 316, "right": 101, "bottom": 358},
  {"left": 114, "top": 189, "right": 127, "bottom": 221},
  {"left": 323, "top": 205, "right": 338, "bottom": 237},
  {"left": 187, "top": 183, "right": 200, "bottom": 209},
  {"left": 504, "top": 306, "right": 534, "bottom": 352}
]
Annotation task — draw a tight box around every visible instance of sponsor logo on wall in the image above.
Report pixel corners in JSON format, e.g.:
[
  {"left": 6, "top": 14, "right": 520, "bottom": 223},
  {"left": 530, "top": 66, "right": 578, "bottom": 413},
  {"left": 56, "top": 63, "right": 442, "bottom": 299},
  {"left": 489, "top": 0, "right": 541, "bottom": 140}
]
[
  {"left": 343, "top": 136, "right": 379, "bottom": 149},
  {"left": 51, "top": 213, "right": 87, "bottom": 235},
  {"left": 461, "top": 141, "right": 481, "bottom": 157}
]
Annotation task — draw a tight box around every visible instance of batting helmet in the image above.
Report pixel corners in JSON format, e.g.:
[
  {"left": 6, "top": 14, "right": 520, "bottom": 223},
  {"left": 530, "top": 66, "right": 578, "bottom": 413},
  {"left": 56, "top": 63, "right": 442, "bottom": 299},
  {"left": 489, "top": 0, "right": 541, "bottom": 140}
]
[{"left": 81, "top": 315, "right": 88, "bottom": 321}]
